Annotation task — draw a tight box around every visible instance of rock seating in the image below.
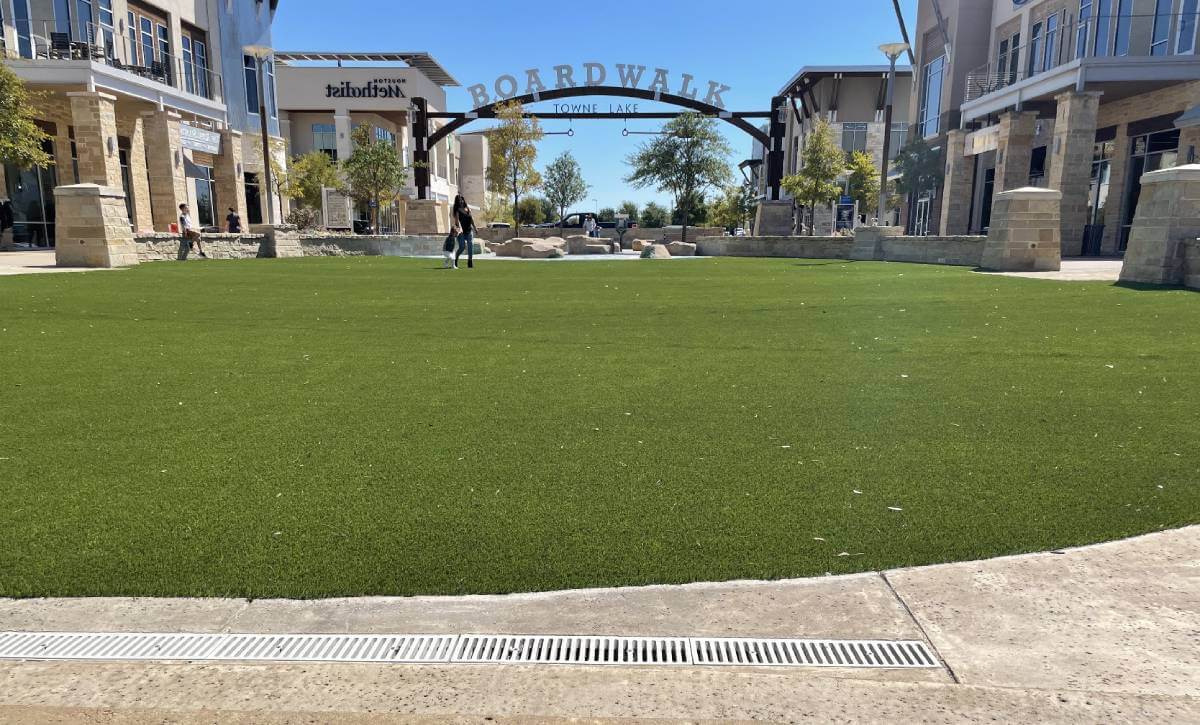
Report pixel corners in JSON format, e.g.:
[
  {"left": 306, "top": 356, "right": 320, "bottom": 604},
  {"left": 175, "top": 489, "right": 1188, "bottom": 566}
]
[
  {"left": 520, "top": 240, "right": 566, "bottom": 258},
  {"left": 666, "top": 241, "right": 697, "bottom": 256},
  {"left": 631, "top": 239, "right": 656, "bottom": 251},
  {"left": 640, "top": 244, "right": 671, "bottom": 259},
  {"left": 489, "top": 237, "right": 566, "bottom": 258},
  {"left": 583, "top": 243, "right": 612, "bottom": 254},
  {"left": 564, "top": 235, "right": 600, "bottom": 255}
]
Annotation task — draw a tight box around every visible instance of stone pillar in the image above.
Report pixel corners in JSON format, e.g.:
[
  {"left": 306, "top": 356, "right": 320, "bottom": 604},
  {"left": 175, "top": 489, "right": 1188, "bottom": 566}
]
[
  {"left": 753, "top": 200, "right": 794, "bottom": 236},
  {"left": 53, "top": 184, "right": 139, "bottom": 268},
  {"left": 53, "top": 128, "right": 75, "bottom": 185},
  {"left": 215, "top": 129, "right": 247, "bottom": 228},
  {"left": 142, "top": 110, "right": 188, "bottom": 231},
  {"left": 66, "top": 92, "right": 123, "bottom": 188},
  {"left": 252, "top": 224, "right": 302, "bottom": 258},
  {"left": 939, "top": 129, "right": 972, "bottom": 235},
  {"left": 334, "top": 113, "right": 353, "bottom": 162},
  {"left": 980, "top": 187, "right": 1062, "bottom": 272},
  {"left": 1048, "top": 91, "right": 1101, "bottom": 257},
  {"left": 995, "top": 111, "right": 1039, "bottom": 193},
  {"left": 406, "top": 199, "right": 447, "bottom": 234},
  {"left": 850, "top": 225, "right": 904, "bottom": 260},
  {"left": 1118, "top": 164, "right": 1200, "bottom": 285},
  {"left": 124, "top": 115, "right": 154, "bottom": 232}
]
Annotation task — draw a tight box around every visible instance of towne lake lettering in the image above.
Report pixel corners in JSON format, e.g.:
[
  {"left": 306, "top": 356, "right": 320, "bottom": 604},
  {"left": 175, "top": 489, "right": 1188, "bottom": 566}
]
[{"left": 467, "top": 63, "right": 733, "bottom": 110}]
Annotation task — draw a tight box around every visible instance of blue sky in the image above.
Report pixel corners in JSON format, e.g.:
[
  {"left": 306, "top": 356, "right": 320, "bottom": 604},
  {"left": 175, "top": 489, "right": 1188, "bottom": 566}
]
[{"left": 274, "top": 0, "right": 917, "bottom": 212}]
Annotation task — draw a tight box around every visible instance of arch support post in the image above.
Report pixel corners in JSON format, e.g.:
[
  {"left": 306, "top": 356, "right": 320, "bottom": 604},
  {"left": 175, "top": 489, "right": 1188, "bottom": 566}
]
[
  {"left": 412, "top": 97, "right": 431, "bottom": 200},
  {"left": 765, "top": 95, "right": 787, "bottom": 201}
]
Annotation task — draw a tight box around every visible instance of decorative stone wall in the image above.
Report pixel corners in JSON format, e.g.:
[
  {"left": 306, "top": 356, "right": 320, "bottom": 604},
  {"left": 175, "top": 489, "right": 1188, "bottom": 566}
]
[
  {"left": 980, "top": 187, "right": 1062, "bottom": 272},
  {"left": 880, "top": 235, "right": 986, "bottom": 267},
  {"left": 694, "top": 236, "right": 853, "bottom": 259},
  {"left": 253, "top": 225, "right": 303, "bottom": 258},
  {"left": 1118, "top": 164, "right": 1200, "bottom": 286},
  {"left": 135, "top": 233, "right": 266, "bottom": 261},
  {"left": 299, "top": 234, "right": 447, "bottom": 257},
  {"left": 478, "top": 226, "right": 726, "bottom": 244},
  {"left": 53, "top": 184, "right": 139, "bottom": 268},
  {"left": 1183, "top": 240, "right": 1200, "bottom": 290},
  {"left": 850, "top": 225, "right": 904, "bottom": 260}
]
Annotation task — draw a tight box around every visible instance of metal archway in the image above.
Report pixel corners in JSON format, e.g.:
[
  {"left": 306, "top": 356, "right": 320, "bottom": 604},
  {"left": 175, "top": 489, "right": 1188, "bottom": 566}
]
[{"left": 410, "top": 86, "right": 786, "bottom": 202}]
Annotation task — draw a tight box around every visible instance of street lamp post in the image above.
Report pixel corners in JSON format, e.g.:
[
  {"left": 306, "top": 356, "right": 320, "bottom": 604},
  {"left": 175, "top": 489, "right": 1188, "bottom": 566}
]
[
  {"left": 244, "top": 44, "right": 275, "bottom": 225},
  {"left": 877, "top": 42, "right": 910, "bottom": 226}
]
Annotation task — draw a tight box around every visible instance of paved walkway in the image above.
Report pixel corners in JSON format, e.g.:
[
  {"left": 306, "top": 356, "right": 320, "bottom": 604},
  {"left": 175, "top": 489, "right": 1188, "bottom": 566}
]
[
  {"left": 0, "top": 249, "right": 117, "bottom": 276},
  {"left": 978, "top": 258, "right": 1124, "bottom": 281},
  {"left": 0, "top": 526, "right": 1195, "bottom": 721}
]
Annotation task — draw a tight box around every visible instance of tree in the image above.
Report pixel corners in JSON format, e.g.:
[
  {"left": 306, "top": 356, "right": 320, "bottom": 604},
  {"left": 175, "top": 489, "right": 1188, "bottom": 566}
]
[
  {"left": 481, "top": 194, "right": 511, "bottom": 228},
  {"left": 541, "top": 151, "right": 588, "bottom": 234},
  {"left": 485, "top": 100, "right": 543, "bottom": 234},
  {"left": 515, "top": 196, "right": 545, "bottom": 226},
  {"left": 340, "top": 125, "right": 407, "bottom": 233},
  {"left": 640, "top": 201, "right": 669, "bottom": 228},
  {"left": 537, "top": 196, "right": 557, "bottom": 224},
  {"left": 284, "top": 151, "right": 340, "bottom": 210},
  {"left": 781, "top": 119, "right": 844, "bottom": 235},
  {"left": 845, "top": 150, "right": 881, "bottom": 223},
  {"left": 708, "top": 184, "right": 757, "bottom": 231},
  {"left": 670, "top": 190, "right": 708, "bottom": 226},
  {"left": 598, "top": 207, "right": 616, "bottom": 222},
  {"left": 893, "top": 136, "right": 943, "bottom": 199},
  {"left": 618, "top": 200, "right": 639, "bottom": 224},
  {"left": 624, "top": 113, "right": 731, "bottom": 243},
  {"left": 0, "top": 61, "right": 52, "bottom": 172}
]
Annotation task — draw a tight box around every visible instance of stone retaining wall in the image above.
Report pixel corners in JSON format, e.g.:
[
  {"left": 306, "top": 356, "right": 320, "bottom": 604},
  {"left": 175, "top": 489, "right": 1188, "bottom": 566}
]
[
  {"left": 480, "top": 227, "right": 725, "bottom": 244},
  {"left": 880, "top": 236, "right": 986, "bottom": 266},
  {"left": 135, "top": 233, "right": 265, "bottom": 261},
  {"left": 299, "top": 235, "right": 447, "bottom": 257},
  {"left": 694, "top": 236, "right": 854, "bottom": 258},
  {"left": 1184, "top": 239, "right": 1200, "bottom": 290}
]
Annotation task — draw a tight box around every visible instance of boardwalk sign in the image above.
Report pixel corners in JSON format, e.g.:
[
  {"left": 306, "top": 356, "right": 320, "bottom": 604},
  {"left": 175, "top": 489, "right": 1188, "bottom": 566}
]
[{"left": 466, "top": 63, "right": 733, "bottom": 110}]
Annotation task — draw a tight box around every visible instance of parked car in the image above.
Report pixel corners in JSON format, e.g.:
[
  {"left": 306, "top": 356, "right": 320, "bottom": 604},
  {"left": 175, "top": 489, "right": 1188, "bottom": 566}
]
[
  {"left": 734, "top": 227, "right": 746, "bottom": 236},
  {"left": 488, "top": 222, "right": 511, "bottom": 229}
]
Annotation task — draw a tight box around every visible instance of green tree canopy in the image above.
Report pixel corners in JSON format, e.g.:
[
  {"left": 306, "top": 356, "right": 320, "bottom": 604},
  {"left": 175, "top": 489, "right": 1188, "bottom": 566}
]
[
  {"left": 340, "top": 125, "right": 407, "bottom": 233},
  {"left": 624, "top": 113, "right": 732, "bottom": 243},
  {"left": 781, "top": 119, "right": 844, "bottom": 235},
  {"left": 708, "top": 184, "right": 758, "bottom": 231},
  {"left": 515, "top": 196, "right": 545, "bottom": 225},
  {"left": 893, "top": 136, "right": 943, "bottom": 198},
  {"left": 541, "top": 151, "right": 588, "bottom": 234},
  {"left": 618, "top": 200, "right": 639, "bottom": 223},
  {"left": 598, "top": 207, "right": 616, "bottom": 222},
  {"left": 640, "top": 201, "right": 669, "bottom": 228},
  {"left": 0, "top": 61, "right": 52, "bottom": 172},
  {"left": 284, "top": 151, "right": 340, "bottom": 211},
  {"left": 845, "top": 150, "right": 881, "bottom": 222},
  {"left": 670, "top": 191, "right": 708, "bottom": 226},
  {"left": 485, "top": 101, "right": 544, "bottom": 234}
]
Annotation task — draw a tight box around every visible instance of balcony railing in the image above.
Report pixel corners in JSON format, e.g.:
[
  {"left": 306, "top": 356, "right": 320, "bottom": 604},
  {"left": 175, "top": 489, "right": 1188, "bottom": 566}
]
[
  {"left": 2, "top": 20, "right": 222, "bottom": 102},
  {"left": 966, "top": 11, "right": 1200, "bottom": 102}
]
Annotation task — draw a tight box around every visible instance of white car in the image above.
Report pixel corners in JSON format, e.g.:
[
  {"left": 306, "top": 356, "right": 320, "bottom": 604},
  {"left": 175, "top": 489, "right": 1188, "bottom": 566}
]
[{"left": 734, "top": 227, "right": 746, "bottom": 236}]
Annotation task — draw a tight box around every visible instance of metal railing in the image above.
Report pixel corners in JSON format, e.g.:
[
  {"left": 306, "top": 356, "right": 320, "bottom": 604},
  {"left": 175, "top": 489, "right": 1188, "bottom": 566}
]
[
  {"left": 6, "top": 20, "right": 222, "bottom": 102},
  {"left": 966, "top": 12, "right": 1200, "bottom": 102}
]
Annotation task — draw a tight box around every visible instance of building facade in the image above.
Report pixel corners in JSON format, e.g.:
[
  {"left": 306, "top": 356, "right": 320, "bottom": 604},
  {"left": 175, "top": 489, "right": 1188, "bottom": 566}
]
[
  {"left": 0, "top": 0, "right": 286, "bottom": 246},
  {"left": 275, "top": 52, "right": 489, "bottom": 233},
  {"left": 909, "top": 0, "right": 1200, "bottom": 255},
  {"left": 758, "top": 66, "right": 913, "bottom": 234}
]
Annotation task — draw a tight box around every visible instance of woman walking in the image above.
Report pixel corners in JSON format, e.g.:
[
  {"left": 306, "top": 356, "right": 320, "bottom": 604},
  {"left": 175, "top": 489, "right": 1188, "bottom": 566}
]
[{"left": 451, "top": 195, "right": 476, "bottom": 269}]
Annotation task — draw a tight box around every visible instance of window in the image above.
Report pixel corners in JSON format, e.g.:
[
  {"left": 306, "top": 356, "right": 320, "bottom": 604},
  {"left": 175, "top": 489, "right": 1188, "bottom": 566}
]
[
  {"left": 97, "top": 0, "right": 114, "bottom": 57},
  {"left": 67, "top": 126, "right": 79, "bottom": 184},
  {"left": 919, "top": 55, "right": 945, "bottom": 137},
  {"left": 75, "top": 0, "right": 92, "bottom": 41},
  {"left": 1028, "top": 146, "right": 1048, "bottom": 187},
  {"left": 13, "top": 0, "right": 33, "bottom": 59},
  {"left": 1180, "top": 0, "right": 1199, "bottom": 54},
  {"left": 1151, "top": 0, "right": 1173, "bottom": 55},
  {"left": 1077, "top": 0, "right": 1093, "bottom": 59},
  {"left": 313, "top": 124, "right": 337, "bottom": 160},
  {"left": 1093, "top": 0, "right": 1112, "bottom": 56},
  {"left": 265, "top": 58, "right": 277, "bottom": 118},
  {"left": 54, "top": 0, "right": 71, "bottom": 38},
  {"left": 156, "top": 23, "right": 169, "bottom": 61},
  {"left": 244, "top": 173, "right": 263, "bottom": 225},
  {"left": 889, "top": 123, "right": 908, "bottom": 160},
  {"left": 1114, "top": 0, "right": 1131, "bottom": 56},
  {"left": 244, "top": 55, "right": 260, "bottom": 115},
  {"left": 375, "top": 127, "right": 395, "bottom": 145},
  {"left": 139, "top": 17, "right": 153, "bottom": 65},
  {"left": 127, "top": 11, "right": 138, "bottom": 64},
  {"left": 194, "top": 40, "right": 208, "bottom": 98},
  {"left": 841, "top": 122, "right": 868, "bottom": 159},
  {"left": 1028, "top": 22, "right": 1044, "bottom": 75},
  {"left": 1007, "top": 33, "right": 1021, "bottom": 82},
  {"left": 181, "top": 37, "right": 193, "bottom": 92},
  {"left": 1044, "top": 12, "right": 1060, "bottom": 70}
]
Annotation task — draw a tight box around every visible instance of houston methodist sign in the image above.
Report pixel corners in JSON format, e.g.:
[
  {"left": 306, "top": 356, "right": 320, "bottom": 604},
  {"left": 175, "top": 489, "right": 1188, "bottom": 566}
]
[{"left": 466, "top": 63, "right": 733, "bottom": 110}]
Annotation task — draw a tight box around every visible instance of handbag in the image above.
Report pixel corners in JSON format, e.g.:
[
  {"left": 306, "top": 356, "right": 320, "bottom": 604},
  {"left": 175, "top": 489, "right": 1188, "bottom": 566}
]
[{"left": 443, "top": 232, "right": 456, "bottom": 253}]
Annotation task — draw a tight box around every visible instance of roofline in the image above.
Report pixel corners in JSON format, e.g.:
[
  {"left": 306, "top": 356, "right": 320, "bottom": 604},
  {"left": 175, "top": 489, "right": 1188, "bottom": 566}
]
[
  {"left": 777, "top": 64, "right": 912, "bottom": 96},
  {"left": 273, "top": 51, "right": 460, "bottom": 87}
]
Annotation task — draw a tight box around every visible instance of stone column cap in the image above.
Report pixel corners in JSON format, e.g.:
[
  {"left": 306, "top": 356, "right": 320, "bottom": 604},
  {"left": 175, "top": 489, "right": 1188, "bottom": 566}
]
[
  {"left": 66, "top": 91, "right": 118, "bottom": 102},
  {"left": 995, "top": 186, "right": 1063, "bottom": 200},
  {"left": 53, "top": 183, "right": 127, "bottom": 198},
  {"left": 1053, "top": 89, "right": 1104, "bottom": 100},
  {"left": 1140, "top": 164, "right": 1200, "bottom": 184}
]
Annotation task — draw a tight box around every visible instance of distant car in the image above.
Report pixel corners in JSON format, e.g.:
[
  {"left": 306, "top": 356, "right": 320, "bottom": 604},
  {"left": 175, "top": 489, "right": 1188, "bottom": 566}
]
[
  {"left": 488, "top": 222, "right": 511, "bottom": 229},
  {"left": 734, "top": 227, "right": 746, "bottom": 236}
]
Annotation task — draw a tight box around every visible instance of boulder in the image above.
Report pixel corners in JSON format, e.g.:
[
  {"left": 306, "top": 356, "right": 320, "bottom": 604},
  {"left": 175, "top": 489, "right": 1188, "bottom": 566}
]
[
  {"left": 487, "top": 238, "right": 527, "bottom": 257},
  {"left": 611, "top": 242, "right": 623, "bottom": 254},
  {"left": 520, "top": 241, "right": 565, "bottom": 258},
  {"left": 631, "top": 238, "right": 656, "bottom": 252},
  {"left": 564, "top": 235, "right": 598, "bottom": 254},
  {"left": 583, "top": 243, "right": 612, "bottom": 254},
  {"left": 640, "top": 244, "right": 671, "bottom": 259},
  {"left": 666, "top": 241, "right": 697, "bottom": 256}
]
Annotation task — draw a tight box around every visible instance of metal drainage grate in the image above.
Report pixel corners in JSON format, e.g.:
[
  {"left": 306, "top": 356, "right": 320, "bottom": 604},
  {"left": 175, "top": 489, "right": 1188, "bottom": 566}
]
[
  {"left": 0, "top": 632, "right": 939, "bottom": 669},
  {"left": 690, "top": 638, "right": 937, "bottom": 668}
]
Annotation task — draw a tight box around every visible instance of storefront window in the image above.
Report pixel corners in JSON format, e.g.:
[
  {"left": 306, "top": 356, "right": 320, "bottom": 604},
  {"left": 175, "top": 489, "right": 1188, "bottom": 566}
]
[
  {"left": 919, "top": 56, "right": 945, "bottom": 137},
  {"left": 244, "top": 173, "right": 262, "bottom": 225},
  {"left": 3, "top": 139, "right": 59, "bottom": 247},
  {"left": 312, "top": 124, "right": 337, "bottom": 160}
]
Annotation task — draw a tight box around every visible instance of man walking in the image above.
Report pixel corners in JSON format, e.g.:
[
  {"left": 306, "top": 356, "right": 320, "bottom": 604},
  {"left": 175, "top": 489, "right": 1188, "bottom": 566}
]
[{"left": 178, "top": 203, "right": 207, "bottom": 260}]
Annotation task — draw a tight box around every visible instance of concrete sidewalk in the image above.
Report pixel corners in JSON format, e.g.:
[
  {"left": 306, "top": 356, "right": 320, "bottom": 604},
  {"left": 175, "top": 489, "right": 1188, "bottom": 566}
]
[
  {"left": 0, "top": 249, "right": 118, "bottom": 276},
  {"left": 0, "top": 526, "right": 1196, "bottom": 721}
]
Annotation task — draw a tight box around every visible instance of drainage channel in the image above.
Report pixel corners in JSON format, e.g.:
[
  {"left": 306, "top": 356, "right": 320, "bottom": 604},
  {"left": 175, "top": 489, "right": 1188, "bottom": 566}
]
[{"left": 0, "top": 632, "right": 938, "bottom": 669}]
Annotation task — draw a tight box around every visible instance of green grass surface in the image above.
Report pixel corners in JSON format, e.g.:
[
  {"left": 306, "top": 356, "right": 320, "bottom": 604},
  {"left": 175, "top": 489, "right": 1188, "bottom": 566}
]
[{"left": 1, "top": 257, "right": 1197, "bottom": 598}]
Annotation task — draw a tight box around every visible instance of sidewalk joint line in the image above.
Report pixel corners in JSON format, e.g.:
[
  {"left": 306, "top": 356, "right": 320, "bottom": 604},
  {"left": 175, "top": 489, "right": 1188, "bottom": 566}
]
[{"left": 879, "top": 571, "right": 960, "bottom": 684}]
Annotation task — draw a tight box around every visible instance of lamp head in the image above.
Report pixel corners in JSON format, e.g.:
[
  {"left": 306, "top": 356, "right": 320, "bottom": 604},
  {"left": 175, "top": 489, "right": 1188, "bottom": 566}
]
[
  {"left": 879, "top": 42, "right": 910, "bottom": 60},
  {"left": 243, "top": 44, "right": 273, "bottom": 59}
]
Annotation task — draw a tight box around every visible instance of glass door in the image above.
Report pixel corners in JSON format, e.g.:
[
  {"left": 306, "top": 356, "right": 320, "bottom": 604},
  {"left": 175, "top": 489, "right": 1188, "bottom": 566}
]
[
  {"left": 4, "top": 140, "right": 59, "bottom": 247},
  {"left": 1120, "top": 129, "right": 1181, "bottom": 251}
]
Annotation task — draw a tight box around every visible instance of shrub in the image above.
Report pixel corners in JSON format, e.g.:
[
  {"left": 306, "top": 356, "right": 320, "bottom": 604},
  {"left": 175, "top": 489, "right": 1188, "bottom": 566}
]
[{"left": 286, "top": 207, "right": 322, "bottom": 230}]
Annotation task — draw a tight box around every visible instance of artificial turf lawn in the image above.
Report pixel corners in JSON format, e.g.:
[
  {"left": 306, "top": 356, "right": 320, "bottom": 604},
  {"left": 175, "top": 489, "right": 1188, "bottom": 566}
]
[{"left": 1, "top": 256, "right": 1197, "bottom": 598}]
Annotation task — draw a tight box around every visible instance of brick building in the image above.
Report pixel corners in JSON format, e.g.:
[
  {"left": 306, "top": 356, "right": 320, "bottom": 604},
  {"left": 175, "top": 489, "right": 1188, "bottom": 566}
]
[{"left": 908, "top": 0, "right": 1200, "bottom": 255}]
